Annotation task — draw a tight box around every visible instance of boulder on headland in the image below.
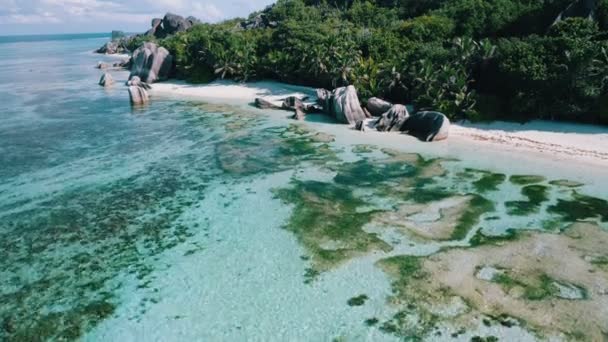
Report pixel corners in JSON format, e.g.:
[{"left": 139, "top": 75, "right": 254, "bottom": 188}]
[
  {"left": 129, "top": 42, "right": 173, "bottom": 84},
  {"left": 316, "top": 86, "right": 368, "bottom": 125},
  {"left": 366, "top": 97, "right": 393, "bottom": 117},
  {"left": 400, "top": 111, "right": 450, "bottom": 142},
  {"left": 99, "top": 73, "right": 114, "bottom": 87},
  {"left": 162, "top": 13, "right": 193, "bottom": 36},
  {"left": 128, "top": 86, "right": 149, "bottom": 105},
  {"left": 375, "top": 104, "right": 410, "bottom": 132}
]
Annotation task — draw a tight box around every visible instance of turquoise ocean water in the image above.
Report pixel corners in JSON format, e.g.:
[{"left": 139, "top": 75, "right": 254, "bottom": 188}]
[{"left": 1, "top": 34, "right": 607, "bottom": 341}]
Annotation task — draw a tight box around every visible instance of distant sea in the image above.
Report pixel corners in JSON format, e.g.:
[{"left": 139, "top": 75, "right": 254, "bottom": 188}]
[{"left": 0, "top": 32, "right": 110, "bottom": 44}]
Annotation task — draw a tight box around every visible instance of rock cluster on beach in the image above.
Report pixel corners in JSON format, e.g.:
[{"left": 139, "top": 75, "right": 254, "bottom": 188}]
[{"left": 254, "top": 86, "right": 450, "bottom": 142}]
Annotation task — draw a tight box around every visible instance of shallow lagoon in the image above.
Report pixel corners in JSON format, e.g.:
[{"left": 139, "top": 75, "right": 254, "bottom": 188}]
[{"left": 1, "top": 36, "right": 608, "bottom": 342}]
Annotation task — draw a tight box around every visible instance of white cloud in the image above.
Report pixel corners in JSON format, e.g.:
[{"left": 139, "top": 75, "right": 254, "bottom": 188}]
[{"left": 0, "top": 0, "right": 274, "bottom": 35}]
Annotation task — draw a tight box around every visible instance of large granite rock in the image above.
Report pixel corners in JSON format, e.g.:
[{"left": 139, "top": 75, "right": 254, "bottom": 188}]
[
  {"left": 400, "top": 111, "right": 450, "bottom": 142},
  {"left": 316, "top": 86, "right": 368, "bottom": 125},
  {"left": 128, "top": 86, "right": 149, "bottom": 105},
  {"left": 126, "top": 76, "right": 151, "bottom": 90},
  {"left": 375, "top": 104, "right": 410, "bottom": 132},
  {"left": 129, "top": 42, "right": 173, "bottom": 84},
  {"left": 366, "top": 97, "right": 393, "bottom": 117},
  {"left": 146, "top": 18, "right": 163, "bottom": 36}
]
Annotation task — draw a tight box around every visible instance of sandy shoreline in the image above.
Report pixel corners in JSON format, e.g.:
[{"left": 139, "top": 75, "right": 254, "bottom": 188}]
[{"left": 149, "top": 80, "right": 608, "bottom": 172}]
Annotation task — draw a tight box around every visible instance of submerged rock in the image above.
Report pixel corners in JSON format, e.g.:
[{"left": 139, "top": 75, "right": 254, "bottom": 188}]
[
  {"left": 366, "top": 97, "right": 393, "bottom": 117},
  {"left": 376, "top": 104, "right": 410, "bottom": 132},
  {"left": 401, "top": 111, "right": 450, "bottom": 142},
  {"left": 129, "top": 42, "right": 173, "bottom": 84},
  {"left": 98, "top": 73, "right": 114, "bottom": 87},
  {"left": 128, "top": 86, "right": 149, "bottom": 105},
  {"left": 316, "top": 86, "right": 367, "bottom": 125}
]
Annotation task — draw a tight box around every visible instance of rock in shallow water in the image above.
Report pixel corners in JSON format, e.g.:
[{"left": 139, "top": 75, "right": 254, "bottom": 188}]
[
  {"left": 99, "top": 73, "right": 114, "bottom": 87},
  {"left": 128, "top": 86, "right": 149, "bottom": 105}
]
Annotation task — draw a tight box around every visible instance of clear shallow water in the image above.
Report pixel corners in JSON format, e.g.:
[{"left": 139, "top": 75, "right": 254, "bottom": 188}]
[{"left": 1, "top": 36, "right": 608, "bottom": 342}]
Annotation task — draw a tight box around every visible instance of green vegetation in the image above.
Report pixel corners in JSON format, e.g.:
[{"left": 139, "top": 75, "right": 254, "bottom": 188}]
[
  {"left": 548, "top": 192, "right": 608, "bottom": 222},
  {"left": 469, "top": 169, "right": 506, "bottom": 193},
  {"left": 149, "top": 0, "right": 608, "bottom": 124},
  {"left": 274, "top": 180, "right": 391, "bottom": 271},
  {"left": 489, "top": 271, "right": 580, "bottom": 301},
  {"left": 469, "top": 228, "right": 520, "bottom": 247},
  {"left": 505, "top": 184, "right": 549, "bottom": 215},
  {"left": 509, "top": 175, "right": 546, "bottom": 185},
  {"left": 452, "top": 195, "right": 495, "bottom": 240}
]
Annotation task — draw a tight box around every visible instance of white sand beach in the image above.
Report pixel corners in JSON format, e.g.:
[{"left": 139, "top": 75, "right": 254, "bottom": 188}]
[{"left": 150, "top": 80, "right": 608, "bottom": 170}]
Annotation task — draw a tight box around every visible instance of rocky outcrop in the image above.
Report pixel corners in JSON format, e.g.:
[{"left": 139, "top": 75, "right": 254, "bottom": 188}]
[
  {"left": 97, "top": 13, "right": 200, "bottom": 54},
  {"left": 128, "top": 86, "right": 149, "bottom": 105},
  {"left": 146, "top": 18, "right": 163, "bottom": 36},
  {"left": 111, "top": 30, "right": 125, "bottom": 40},
  {"left": 99, "top": 73, "right": 114, "bottom": 87},
  {"left": 400, "top": 111, "right": 450, "bottom": 142},
  {"left": 375, "top": 104, "right": 410, "bottom": 132},
  {"left": 129, "top": 42, "right": 173, "bottom": 84},
  {"left": 366, "top": 97, "right": 392, "bottom": 117},
  {"left": 316, "top": 86, "right": 368, "bottom": 125}
]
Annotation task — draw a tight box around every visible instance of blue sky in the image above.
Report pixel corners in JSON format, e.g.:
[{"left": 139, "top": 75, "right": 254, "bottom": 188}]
[{"left": 0, "top": 0, "right": 275, "bottom": 35}]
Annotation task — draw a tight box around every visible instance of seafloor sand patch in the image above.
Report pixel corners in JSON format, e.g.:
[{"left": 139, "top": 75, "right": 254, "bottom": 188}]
[{"left": 377, "top": 222, "right": 608, "bottom": 340}]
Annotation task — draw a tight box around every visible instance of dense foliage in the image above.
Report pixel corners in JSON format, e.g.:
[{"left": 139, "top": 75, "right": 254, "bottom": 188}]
[{"left": 154, "top": 0, "right": 608, "bottom": 124}]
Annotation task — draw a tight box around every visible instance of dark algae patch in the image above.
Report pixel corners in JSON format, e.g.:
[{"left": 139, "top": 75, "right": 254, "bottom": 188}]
[
  {"left": 347, "top": 294, "right": 369, "bottom": 306},
  {"left": 470, "top": 169, "right": 506, "bottom": 193},
  {"left": 469, "top": 229, "right": 520, "bottom": 247},
  {"left": 505, "top": 185, "right": 549, "bottom": 216},
  {"left": 274, "top": 180, "right": 391, "bottom": 272},
  {"left": 548, "top": 192, "right": 608, "bottom": 222},
  {"left": 509, "top": 175, "right": 546, "bottom": 185},
  {"left": 452, "top": 195, "right": 495, "bottom": 240}
]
